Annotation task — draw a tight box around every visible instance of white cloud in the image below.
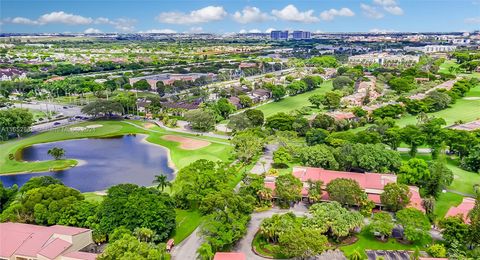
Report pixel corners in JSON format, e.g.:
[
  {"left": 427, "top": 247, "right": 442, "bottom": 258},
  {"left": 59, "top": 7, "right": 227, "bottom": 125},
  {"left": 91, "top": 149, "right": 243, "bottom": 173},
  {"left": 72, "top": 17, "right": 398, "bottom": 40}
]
[
  {"left": 373, "top": 0, "right": 397, "bottom": 6},
  {"left": 156, "top": 6, "right": 227, "bottom": 24},
  {"left": 239, "top": 28, "right": 261, "bottom": 33},
  {"left": 6, "top": 12, "right": 136, "bottom": 31},
  {"left": 383, "top": 5, "right": 403, "bottom": 15},
  {"left": 314, "top": 30, "right": 324, "bottom": 33},
  {"left": 10, "top": 17, "right": 39, "bottom": 25},
  {"left": 265, "top": 28, "right": 276, "bottom": 33},
  {"left": 189, "top": 26, "right": 203, "bottom": 33},
  {"left": 320, "top": 8, "right": 355, "bottom": 21},
  {"left": 233, "top": 6, "right": 273, "bottom": 24},
  {"left": 465, "top": 17, "right": 480, "bottom": 24},
  {"left": 360, "top": 4, "right": 384, "bottom": 19},
  {"left": 271, "top": 4, "right": 319, "bottom": 23},
  {"left": 37, "top": 11, "right": 93, "bottom": 25},
  {"left": 140, "top": 29, "right": 177, "bottom": 33},
  {"left": 369, "top": 28, "right": 397, "bottom": 33},
  {"left": 84, "top": 28, "right": 102, "bottom": 33},
  {"left": 372, "top": 0, "right": 403, "bottom": 15}
]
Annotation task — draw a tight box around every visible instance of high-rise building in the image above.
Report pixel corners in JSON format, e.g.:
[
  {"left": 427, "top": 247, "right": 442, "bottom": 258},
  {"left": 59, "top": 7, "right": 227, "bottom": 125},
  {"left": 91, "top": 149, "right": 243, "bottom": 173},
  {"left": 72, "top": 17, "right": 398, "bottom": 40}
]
[
  {"left": 292, "top": 31, "right": 311, "bottom": 40},
  {"left": 270, "top": 30, "right": 288, "bottom": 40}
]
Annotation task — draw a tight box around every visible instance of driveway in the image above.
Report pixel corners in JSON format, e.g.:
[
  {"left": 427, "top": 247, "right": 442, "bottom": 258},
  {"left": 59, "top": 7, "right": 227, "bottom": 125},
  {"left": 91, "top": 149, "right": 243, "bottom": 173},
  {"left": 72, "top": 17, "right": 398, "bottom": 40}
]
[{"left": 250, "top": 144, "right": 278, "bottom": 175}]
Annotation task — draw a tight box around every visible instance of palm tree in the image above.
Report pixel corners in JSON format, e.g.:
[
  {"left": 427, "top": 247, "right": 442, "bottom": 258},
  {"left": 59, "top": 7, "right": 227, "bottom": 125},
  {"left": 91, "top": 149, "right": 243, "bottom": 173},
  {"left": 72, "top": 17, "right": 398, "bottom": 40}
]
[
  {"left": 47, "top": 147, "right": 65, "bottom": 160},
  {"left": 197, "top": 242, "right": 214, "bottom": 260},
  {"left": 153, "top": 174, "right": 171, "bottom": 192}
]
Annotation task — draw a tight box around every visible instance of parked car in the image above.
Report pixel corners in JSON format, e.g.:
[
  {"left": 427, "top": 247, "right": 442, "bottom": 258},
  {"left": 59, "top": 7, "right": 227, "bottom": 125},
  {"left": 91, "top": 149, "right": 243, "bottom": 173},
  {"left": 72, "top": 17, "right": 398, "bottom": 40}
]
[{"left": 53, "top": 122, "right": 61, "bottom": 126}]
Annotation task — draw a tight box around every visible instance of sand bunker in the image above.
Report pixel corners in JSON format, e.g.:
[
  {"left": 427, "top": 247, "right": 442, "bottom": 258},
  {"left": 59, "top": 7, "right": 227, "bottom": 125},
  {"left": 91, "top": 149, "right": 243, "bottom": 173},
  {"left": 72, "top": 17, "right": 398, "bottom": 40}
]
[
  {"left": 163, "top": 135, "right": 210, "bottom": 150},
  {"left": 463, "top": 97, "right": 480, "bottom": 100},
  {"left": 86, "top": 124, "right": 103, "bottom": 129},
  {"left": 144, "top": 123, "right": 155, "bottom": 129},
  {"left": 70, "top": 127, "right": 86, "bottom": 131}
]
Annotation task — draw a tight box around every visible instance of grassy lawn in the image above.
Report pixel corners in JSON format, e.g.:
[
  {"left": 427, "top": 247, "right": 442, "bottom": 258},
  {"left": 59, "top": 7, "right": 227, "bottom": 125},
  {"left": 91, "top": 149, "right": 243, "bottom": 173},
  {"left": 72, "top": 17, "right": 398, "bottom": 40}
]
[
  {"left": 257, "top": 80, "right": 333, "bottom": 118},
  {"left": 0, "top": 120, "right": 232, "bottom": 174},
  {"left": 394, "top": 84, "right": 480, "bottom": 127},
  {"left": 434, "top": 192, "right": 464, "bottom": 219},
  {"left": 340, "top": 230, "right": 423, "bottom": 257},
  {"left": 83, "top": 192, "right": 105, "bottom": 203},
  {"left": 173, "top": 209, "right": 203, "bottom": 243}
]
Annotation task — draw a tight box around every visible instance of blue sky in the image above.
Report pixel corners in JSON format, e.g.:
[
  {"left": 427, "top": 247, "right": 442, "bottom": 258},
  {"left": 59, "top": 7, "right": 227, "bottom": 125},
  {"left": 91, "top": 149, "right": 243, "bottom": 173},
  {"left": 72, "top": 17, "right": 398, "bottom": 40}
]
[{"left": 1, "top": 0, "right": 479, "bottom": 33}]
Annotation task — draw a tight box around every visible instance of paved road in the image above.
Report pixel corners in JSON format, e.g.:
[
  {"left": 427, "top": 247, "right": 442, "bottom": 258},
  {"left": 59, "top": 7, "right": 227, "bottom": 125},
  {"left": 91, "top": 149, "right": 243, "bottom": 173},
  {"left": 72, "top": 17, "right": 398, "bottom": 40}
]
[
  {"left": 396, "top": 147, "right": 432, "bottom": 154},
  {"left": 14, "top": 101, "right": 83, "bottom": 117},
  {"left": 171, "top": 227, "right": 203, "bottom": 260},
  {"left": 250, "top": 144, "right": 278, "bottom": 174},
  {"left": 234, "top": 203, "right": 309, "bottom": 260}
]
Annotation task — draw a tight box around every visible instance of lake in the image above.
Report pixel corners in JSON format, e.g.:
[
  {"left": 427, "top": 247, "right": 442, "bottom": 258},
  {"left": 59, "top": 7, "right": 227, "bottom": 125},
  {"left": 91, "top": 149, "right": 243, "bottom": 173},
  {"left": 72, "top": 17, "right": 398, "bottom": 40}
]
[{"left": 0, "top": 135, "right": 175, "bottom": 192}]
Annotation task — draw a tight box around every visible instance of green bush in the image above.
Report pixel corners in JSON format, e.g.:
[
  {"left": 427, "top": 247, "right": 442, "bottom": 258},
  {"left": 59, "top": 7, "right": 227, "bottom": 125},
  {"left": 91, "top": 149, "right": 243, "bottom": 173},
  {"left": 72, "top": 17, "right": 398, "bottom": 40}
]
[{"left": 426, "top": 244, "right": 447, "bottom": 258}]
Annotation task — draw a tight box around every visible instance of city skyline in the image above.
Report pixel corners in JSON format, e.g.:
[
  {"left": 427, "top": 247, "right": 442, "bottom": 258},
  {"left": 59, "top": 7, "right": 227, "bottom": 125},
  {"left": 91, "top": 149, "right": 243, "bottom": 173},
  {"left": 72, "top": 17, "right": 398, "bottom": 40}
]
[{"left": 1, "top": 0, "right": 479, "bottom": 34}]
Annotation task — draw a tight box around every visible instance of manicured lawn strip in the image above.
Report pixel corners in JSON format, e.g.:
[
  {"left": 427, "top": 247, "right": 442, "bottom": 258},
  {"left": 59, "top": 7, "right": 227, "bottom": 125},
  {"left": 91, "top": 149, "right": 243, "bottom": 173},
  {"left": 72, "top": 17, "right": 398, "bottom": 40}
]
[
  {"left": 434, "top": 192, "right": 464, "bottom": 220},
  {"left": 340, "top": 230, "right": 422, "bottom": 256},
  {"left": 83, "top": 192, "right": 105, "bottom": 203},
  {"left": 256, "top": 80, "right": 333, "bottom": 117},
  {"left": 173, "top": 209, "right": 203, "bottom": 243}
]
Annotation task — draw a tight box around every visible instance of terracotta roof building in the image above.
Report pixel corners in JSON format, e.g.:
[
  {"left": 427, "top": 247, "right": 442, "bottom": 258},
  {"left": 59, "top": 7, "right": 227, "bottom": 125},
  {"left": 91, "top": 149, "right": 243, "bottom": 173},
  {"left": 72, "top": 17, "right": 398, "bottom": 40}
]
[
  {"left": 446, "top": 197, "right": 476, "bottom": 223},
  {"left": 0, "top": 222, "right": 97, "bottom": 260},
  {"left": 264, "top": 166, "right": 423, "bottom": 211},
  {"left": 213, "top": 252, "right": 246, "bottom": 260}
]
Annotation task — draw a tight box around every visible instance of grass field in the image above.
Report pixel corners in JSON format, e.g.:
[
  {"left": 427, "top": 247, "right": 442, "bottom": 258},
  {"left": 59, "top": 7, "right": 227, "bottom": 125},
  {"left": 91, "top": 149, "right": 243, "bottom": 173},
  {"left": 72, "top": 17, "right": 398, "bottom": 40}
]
[
  {"left": 394, "top": 84, "right": 480, "bottom": 127},
  {"left": 0, "top": 120, "right": 232, "bottom": 174},
  {"left": 340, "top": 230, "right": 423, "bottom": 257},
  {"left": 256, "top": 80, "right": 333, "bottom": 118},
  {"left": 173, "top": 209, "right": 203, "bottom": 243},
  {"left": 434, "top": 192, "right": 464, "bottom": 219}
]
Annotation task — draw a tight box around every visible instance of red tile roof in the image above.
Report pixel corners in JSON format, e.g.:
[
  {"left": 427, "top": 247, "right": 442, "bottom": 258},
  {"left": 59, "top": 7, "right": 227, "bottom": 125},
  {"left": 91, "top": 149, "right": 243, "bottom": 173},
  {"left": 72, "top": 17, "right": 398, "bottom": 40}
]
[
  {"left": 265, "top": 166, "right": 424, "bottom": 211},
  {"left": 38, "top": 238, "right": 72, "bottom": 259},
  {"left": 214, "top": 252, "right": 246, "bottom": 260},
  {"left": 62, "top": 251, "right": 98, "bottom": 260},
  {"left": 446, "top": 197, "right": 476, "bottom": 223},
  {"left": 0, "top": 222, "right": 93, "bottom": 259}
]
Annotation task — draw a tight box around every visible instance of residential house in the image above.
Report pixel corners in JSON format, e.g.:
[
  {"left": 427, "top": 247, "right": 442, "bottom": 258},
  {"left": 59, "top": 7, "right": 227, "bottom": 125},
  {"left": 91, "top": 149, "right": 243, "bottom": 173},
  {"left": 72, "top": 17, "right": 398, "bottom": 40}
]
[
  {"left": 0, "top": 222, "right": 97, "bottom": 260},
  {"left": 213, "top": 252, "right": 246, "bottom": 260},
  {"left": 228, "top": 96, "right": 242, "bottom": 109},
  {"left": 250, "top": 89, "right": 271, "bottom": 103},
  {"left": 445, "top": 197, "right": 476, "bottom": 223},
  {"left": 264, "top": 166, "right": 423, "bottom": 211},
  {"left": 0, "top": 68, "right": 27, "bottom": 81}
]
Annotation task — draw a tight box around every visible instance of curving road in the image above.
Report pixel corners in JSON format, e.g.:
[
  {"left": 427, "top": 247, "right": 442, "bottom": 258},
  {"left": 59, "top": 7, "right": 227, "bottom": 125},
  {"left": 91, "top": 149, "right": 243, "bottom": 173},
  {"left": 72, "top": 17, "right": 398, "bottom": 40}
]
[{"left": 234, "top": 203, "right": 309, "bottom": 260}]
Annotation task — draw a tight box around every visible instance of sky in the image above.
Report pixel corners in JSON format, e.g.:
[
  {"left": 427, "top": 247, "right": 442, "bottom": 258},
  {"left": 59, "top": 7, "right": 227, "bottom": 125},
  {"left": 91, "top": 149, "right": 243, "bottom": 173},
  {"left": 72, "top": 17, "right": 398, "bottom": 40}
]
[{"left": 1, "top": 0, "right": 479, "bottom": 34}]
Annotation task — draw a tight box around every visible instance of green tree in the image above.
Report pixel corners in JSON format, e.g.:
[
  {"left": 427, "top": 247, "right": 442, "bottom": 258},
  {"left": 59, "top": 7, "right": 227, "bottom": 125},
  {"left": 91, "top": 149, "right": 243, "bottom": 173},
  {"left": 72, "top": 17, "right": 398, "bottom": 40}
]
[
  {"left": 396, "top": 208, "right": 431, "bottom": 244},
  {"left": 461, "top": 144, "right": 480, "bottom": 173},
  {"left": 47, "top": 147, "right": 65, "bottom": 160},
  {"left": 275, "top": 174, "right": 302, "bottom": 208},
  {"left": 184, "top": 109, "right": 216, "bottom": 132},
  {"left": 265, "top": 112, "right": 295, "bottom": 131},
  {"left": 321, "top": 91, "right": 342, "bottom": 110},
  {"left": 400, "top": 125, "right": 426, "bottom": 157},
  {"left": 426, "top": 244, "right": 447, "bottom": 258},
  {"left": 0, "top": 108, "right": 34, "bottom": 139},
  {"left": 367, "top": 212, "right": 394, "bottom": 240},
  {"left": 245, "top": 109, "right": 264, "bottom": 127},
  {"left": 227, "top": 113, "right": 252, "bottom": 131},
  {"left": 238, "top": 94, "right": 253, "bottom": 108},
  {"left": 298, "top": 144, "right": 339, "bottom": 169},
  {"left": 326, "top": 178, "right": 366, "bottom": 207},
  {"left": 333, "top": 76, "right": 354, "bottom": 90},
  {"left": 98, "top": 184, "right": 176, "bottom": 241},
  {"left": 308, "top": 94, "right": 324, "bottom": 108},
  {"left": 133, "top": 79, "right": 151, "bottom": 91},
  {"left": 81, "top": 100, "right": 124, "bottom": 117},
  {"left": 380, "top": 183, "right": 412, "bottom": 212},
  {"left": 197, "top": 242, "right": 214, "bottom": 260},
  {"left": 0, "top": 181, "right": 17, "bottom": 212},
  {"left": 152, "top": 174, "right": 171, "bottom": 192},
  {"left": 306, "top": 128, "right": 329, "bottom": 146},
  {"left": 98, "top": 233, "right": 167, "bottom": 260},
  {"left": 276, "top": 228, "right": 329, "bottom": 258},
  {"left": 231, "top": 129, "right": 265, "bottom": 162},
  {"left": 398, "top": 158, "right": 431, "bottom": 186},
  {"left": 424, "top": 159, "right": 453, "bottom": 198},
  {"left": 306, "top": 179, "right": 323, "bottom": 203},
  {"left": 213, "top": 98, "right": 236, "bottom": 119}
]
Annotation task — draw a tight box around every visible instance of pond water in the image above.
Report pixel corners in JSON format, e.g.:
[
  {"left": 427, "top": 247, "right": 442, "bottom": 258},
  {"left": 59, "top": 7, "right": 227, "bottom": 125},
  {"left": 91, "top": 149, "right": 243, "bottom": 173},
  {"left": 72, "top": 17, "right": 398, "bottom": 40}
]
[{"left": 0, "top": 135, "right": 175, "bottom": 192}]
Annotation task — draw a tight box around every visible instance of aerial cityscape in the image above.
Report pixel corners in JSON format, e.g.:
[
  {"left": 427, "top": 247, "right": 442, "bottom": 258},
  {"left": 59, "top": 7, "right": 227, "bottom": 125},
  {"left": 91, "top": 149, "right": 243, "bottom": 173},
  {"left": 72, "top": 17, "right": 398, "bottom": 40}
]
[{"left": 1, "top": 0, "right": 480, "bottom": 259}]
